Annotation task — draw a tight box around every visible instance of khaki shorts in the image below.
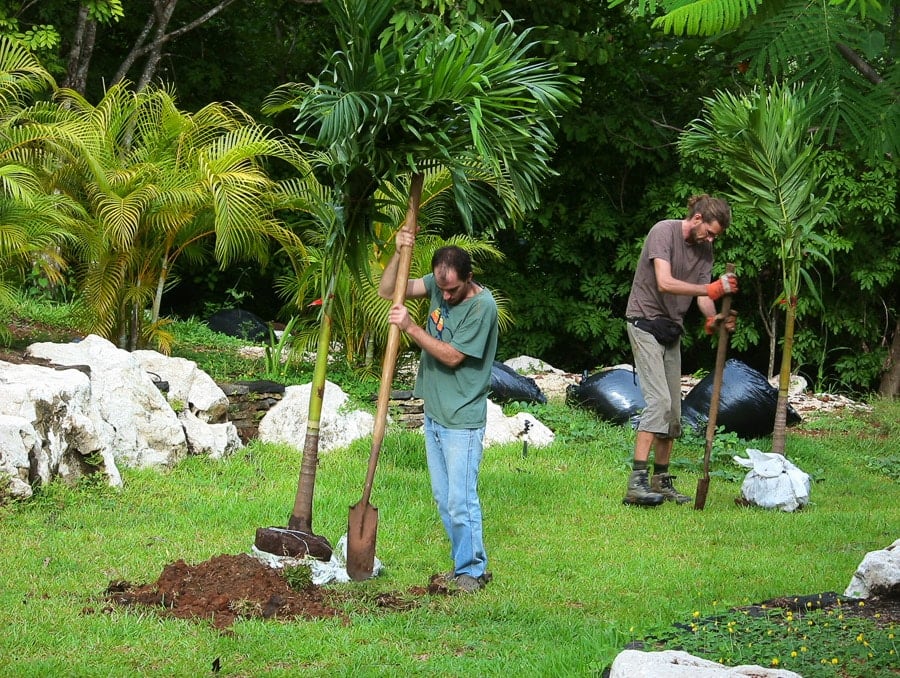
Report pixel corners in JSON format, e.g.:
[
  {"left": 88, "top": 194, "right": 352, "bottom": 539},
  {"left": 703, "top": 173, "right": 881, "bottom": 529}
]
[{"left": 627, "top": 321, "right": 683, "bottom": 438}]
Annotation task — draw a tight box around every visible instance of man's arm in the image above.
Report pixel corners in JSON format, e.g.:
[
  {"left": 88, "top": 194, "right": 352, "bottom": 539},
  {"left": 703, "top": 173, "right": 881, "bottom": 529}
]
[
  {"left": 697, "top": 295, "right": 716, "bottom": 318},
  {"left": 653, "top": 258, "right": 738, "bottom": 305},
  {"left": 379, "top": 225, "right": 426, "bottom": 300},
  {"left": 653, "top": 258, "right": 710, "bottom": 298},
  {"left": 397, "top": 316, "right": 466, "bottom": 368}
]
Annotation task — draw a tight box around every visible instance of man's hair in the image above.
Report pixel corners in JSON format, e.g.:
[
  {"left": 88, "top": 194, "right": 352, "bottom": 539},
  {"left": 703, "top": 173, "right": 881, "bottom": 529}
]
[
  {"left": 687, "top": 194, "right": 731, "bottom": 231},
  {"left": 431, "top": 245, "right": 473, "bottom": 280}
]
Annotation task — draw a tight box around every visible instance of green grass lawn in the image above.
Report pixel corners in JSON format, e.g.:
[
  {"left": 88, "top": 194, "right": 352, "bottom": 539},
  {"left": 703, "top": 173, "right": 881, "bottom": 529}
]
[{"left": 0, "top": 307, "right": 897, "bottom": 677}]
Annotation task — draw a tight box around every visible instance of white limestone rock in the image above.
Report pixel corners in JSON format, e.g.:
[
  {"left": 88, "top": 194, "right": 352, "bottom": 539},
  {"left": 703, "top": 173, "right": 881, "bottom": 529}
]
[
  {"left": 258, "top": 380, "right": 375, "bottom": 453},
  {"left": 844, "top": 539, "right": 900, "bottom": 599}
]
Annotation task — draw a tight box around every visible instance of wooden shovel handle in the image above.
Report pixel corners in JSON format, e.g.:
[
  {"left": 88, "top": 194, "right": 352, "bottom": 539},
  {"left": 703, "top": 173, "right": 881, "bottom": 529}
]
[
  {"left": 359, "top": 173, "right": 424, "bottom": 506},
  {"left": 703, "top": 262, "right": 735, "bottom": 471}
]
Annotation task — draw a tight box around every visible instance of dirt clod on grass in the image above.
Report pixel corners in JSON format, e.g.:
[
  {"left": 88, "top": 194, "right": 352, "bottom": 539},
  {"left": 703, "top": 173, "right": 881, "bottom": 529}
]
[
  {"left": 105, "top": 553, "right": 347, "bottom": 629},
  {"left": 103, "top": 553, "right": 456, "bottom": 629}
]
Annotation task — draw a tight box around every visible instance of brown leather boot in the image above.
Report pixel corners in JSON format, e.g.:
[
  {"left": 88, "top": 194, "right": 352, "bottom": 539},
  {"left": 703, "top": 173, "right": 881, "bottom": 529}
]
[
  {"left": 651, "top": 472, "right": 692, "bottom": 504},
  {"left": 622, "top": 470, "right": 665, "bottom": 506}
]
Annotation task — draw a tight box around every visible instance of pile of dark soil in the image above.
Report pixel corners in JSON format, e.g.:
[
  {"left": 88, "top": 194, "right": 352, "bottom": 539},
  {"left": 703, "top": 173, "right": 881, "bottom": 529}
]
[
  {"left": 104, "top": 554, "right": 346, "bottom": 629},
  {"left": 102, "top": 553, "right": 455, "bottom": 629}
]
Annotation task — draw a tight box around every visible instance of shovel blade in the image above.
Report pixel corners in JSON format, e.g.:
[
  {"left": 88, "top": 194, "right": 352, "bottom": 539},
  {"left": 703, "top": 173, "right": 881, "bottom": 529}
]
[
  {"left": 346, "top": 501, "right": 378, "bottom": 581},
  {"left": 694, "top": 478, "right": 710, "bottom": 511}
]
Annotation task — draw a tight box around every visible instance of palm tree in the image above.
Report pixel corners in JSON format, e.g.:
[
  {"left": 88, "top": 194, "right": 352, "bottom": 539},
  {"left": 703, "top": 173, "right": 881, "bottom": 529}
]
[
  {"left": 679, "top": 83, "right": 832, "bottom": 454},
  {"left": 18, "top": 82, "right": 303, "bottom": 350},
  {"left": 0, "top": 38, "right": 76, "bottom": 331},
  {"left": 277, "top": 168, "right": 514, "bottom": 368},
  {"left": 262, "top": 0, "right": 581, "bottom": 538}
]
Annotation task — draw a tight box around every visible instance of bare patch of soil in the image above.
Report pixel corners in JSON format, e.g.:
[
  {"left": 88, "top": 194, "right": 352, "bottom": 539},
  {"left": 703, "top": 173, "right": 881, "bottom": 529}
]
[
  {"left": 101, "top": 553, "right": 455, "bottom": 630},
  {"left": 1, "top": 317, "right": 84, "bottom": 365},
  {"left": 750, "top": 591, "right": 900, "bottom": 628}
]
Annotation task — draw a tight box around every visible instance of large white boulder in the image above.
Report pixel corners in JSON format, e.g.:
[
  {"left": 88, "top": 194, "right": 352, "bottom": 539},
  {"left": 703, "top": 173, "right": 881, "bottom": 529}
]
[
  {"left": 27, "top": 335, "right": 188, "bottom": 468},
  {"left": 844, "top": 539, "right": 900, "bottom": 599},
  {"left": 0, "top": 362, "right": 122, "bottom": 496},
  {"left": 610, "top": 649, "right": 802, "bottom": 678},
  {"left": 0, "top": 414, "right": 45, "bottom": 499},
  {"left": 483, "top": 400, "right": 555, "bottom": 448},
  {"left": 179, "top": 410, "right": 243, "bottom": 460},
  {"left": 132, "top": 350, "right": 229, "bottom": 422},
  {"left": 258, "top": 380, "right": 375, "bottom": 452}
]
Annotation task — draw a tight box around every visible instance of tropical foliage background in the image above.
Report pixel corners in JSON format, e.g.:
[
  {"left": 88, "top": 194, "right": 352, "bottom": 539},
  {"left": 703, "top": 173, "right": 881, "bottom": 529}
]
[{"left": 0, "top": 0, "right": 897, "bottom": 398}]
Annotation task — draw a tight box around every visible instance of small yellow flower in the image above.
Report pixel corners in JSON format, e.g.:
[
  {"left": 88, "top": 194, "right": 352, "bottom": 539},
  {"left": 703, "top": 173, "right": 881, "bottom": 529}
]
[
  {"left": 856, "top": 633, "right": 865, "bottom": 643},
  {"left": 771, "top": 658, "right": 780, "bottom": 666},
  {"left": 800, "top": 646, "right": 808, "bottom": 653},
  {"left": 831, "top": 657, "right": 839, "bottom": 665},
  {"left": 791, "top": 651, "right": 798, "bottom": 658},
  {"left": 693, "top": 610, "right": 700, "bottom": 618}
]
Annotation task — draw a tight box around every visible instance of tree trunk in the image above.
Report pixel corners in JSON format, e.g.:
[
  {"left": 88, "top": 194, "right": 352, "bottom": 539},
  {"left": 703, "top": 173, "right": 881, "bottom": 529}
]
[
  {"left": 771, "top": 301, "right": 796, "bottom": 455},
  {"left": 113, "top": 0, "right": 240, "bottom": 90},
  {"left": 136, "top": 0, "right": 178, "bottom": 91},
  {"left": 288, "top": 283, "right": 335, "bottom": 532},
  {"left": 758, "top": 284, "right": 777, "bottom": 379},
  {"left": 113, "top": 10, "right": 157, "bottom": 85},
  {"left": 62, "top": 5, "right": 96, "bottom": 94},
  {"left": 151, "top": 252, "right": 170, "bottom": 326},
  {"left": 878, "top": 317, "right": 900, "bottom": 398}
]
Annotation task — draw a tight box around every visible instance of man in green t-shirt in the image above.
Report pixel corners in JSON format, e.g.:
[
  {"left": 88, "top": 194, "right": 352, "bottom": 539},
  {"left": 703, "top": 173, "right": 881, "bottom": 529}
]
[{"left": 380, "top": 225, "right": 498, "bottom": 593}]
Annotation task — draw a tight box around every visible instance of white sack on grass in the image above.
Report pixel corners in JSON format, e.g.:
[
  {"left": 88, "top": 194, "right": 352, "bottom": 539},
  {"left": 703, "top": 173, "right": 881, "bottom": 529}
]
[
  {"left": 253, "top": 533, "right": 382, "bottom": 585},
  {"left": 733, "top": 448, "right": 810, "bottom": 512}
]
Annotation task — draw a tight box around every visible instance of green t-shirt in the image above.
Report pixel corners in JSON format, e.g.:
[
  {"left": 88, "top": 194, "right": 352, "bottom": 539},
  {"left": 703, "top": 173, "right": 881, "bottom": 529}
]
[{"left": 413, "top": 273, "right": 498, "bottom": 429}]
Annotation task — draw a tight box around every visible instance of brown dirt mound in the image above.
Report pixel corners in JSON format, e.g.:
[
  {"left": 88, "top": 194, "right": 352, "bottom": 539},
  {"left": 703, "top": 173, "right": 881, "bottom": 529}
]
[
  {"left": 104, "top": 553, "right": 347, "bottom": 629},
  {"left": 103, "top": 553, "right": 456, "bottom": 630}
]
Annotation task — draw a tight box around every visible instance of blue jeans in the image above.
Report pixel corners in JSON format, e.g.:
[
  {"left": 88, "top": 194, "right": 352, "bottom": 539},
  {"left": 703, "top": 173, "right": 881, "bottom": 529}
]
[{"left": 424, "top": 415, "right": 488, "bottom": 579}]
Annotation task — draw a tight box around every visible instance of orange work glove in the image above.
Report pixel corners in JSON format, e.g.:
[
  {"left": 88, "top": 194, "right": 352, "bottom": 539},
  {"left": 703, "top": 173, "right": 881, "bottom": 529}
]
[
  {"left": 706, "top": 273, "right": 739, "bottom": 301},
  {"left": 705, "top": 310, "right": 738, "bottom": 334}
]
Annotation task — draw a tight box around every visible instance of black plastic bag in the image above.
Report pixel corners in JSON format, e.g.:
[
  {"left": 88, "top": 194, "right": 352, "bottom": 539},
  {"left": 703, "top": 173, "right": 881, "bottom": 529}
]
[
  {"left": 566, "top": 367, "right": 645, "bottom": 426},
  {"left": 206, "top": 308, "right": 269, "bottom": 342},
  {"left": 682, "top": 359, "right": 802, "bottom": 439},
  {"left": 490, "top": 362, "right": 547, "bottom": 404}
]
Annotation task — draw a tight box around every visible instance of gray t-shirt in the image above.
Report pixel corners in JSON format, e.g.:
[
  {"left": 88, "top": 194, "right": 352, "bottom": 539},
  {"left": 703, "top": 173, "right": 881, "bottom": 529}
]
[
  {"left": 413, "top": 273, "right": 499, "bottom": 429},
  {"left": 625, "top": 219, "right": 713, "bottom": 328}
]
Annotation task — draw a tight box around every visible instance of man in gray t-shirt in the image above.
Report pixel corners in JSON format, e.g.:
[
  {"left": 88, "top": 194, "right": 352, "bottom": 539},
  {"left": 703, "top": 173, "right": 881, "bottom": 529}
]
[{"left": 623, "top": 194, "right": 739, "bottom": 506}]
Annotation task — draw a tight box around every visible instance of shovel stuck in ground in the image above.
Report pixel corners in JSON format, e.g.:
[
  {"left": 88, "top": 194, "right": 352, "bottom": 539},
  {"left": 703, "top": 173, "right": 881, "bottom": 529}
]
[
  {"left": 346, "top": 174, "right": 423, "bottom": 581},
  {"left": 694, "top": 263, "right": 734, "bottom": 511}
]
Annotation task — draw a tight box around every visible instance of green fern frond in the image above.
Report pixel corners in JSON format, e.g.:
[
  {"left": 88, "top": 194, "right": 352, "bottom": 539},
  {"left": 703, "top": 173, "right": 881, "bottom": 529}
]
[{"left": 654, "top": 0, "right": 764, "bottom": 36}]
